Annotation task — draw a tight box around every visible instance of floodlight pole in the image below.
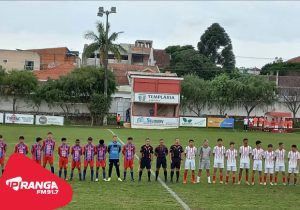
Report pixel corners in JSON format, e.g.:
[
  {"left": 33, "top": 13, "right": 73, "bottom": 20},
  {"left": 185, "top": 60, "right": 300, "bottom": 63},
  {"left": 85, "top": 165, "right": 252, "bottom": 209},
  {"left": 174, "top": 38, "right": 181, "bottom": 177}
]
[{"left": 98, "top": 7, "right": 116, "bottom": 125}]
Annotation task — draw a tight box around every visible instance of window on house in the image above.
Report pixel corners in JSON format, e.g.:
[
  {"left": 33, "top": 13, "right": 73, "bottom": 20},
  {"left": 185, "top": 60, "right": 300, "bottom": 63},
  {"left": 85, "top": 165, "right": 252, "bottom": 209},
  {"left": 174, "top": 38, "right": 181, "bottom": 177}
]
[
  {"left": 25, "top": 61, "right": 34, "bottom": 70},
  {"left": 121, "top": 55, "right": 128, "bottom": 60}
]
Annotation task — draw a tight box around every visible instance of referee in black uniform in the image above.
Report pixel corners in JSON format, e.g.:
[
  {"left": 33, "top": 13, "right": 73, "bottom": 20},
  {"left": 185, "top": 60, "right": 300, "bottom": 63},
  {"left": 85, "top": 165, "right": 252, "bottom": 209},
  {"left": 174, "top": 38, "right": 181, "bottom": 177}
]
[
  {"left": 155, "top": 139, "right": 168, "bottom": 182},
  {"left": 139, "top": 138, "right": 154, "bottom": 182},
  {"left": 170, "top": 138, "right": 184, "bottom": 182}
]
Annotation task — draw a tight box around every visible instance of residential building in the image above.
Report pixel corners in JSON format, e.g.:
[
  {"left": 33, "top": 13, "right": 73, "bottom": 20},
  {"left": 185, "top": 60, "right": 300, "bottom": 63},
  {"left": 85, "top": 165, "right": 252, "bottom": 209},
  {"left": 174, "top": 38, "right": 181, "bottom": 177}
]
[
  {"left": 25, "top": 47, "right": 80, "bottom": 70},
  {"left": 83, "top": 40, "right": 169, "bottom": 68},
  {"left": 0, "top": 49, "right": 40, "bottom": 71}
]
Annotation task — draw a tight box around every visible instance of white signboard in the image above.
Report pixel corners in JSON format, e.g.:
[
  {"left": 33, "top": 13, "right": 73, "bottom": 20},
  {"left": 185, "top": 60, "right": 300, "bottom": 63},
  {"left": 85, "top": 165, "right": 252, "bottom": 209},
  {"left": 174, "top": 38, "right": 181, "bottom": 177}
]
[
  {"left": 131, "top": 116, "right": 179, "bottom": 129},
  {"left": 5, "top": 113, "right": 34, "bottom": 125},
  {"left": 134, "top": 93, "right": 180, "bottom": 104},
  {"left": 180, "top": 117, "right": 206, "bottom": 127},
  {"left": 0, "top": 113, "right": 3, "bottom": 123},
  {"left": 35, "top": 115, "right": 64, "bottom": 126}
]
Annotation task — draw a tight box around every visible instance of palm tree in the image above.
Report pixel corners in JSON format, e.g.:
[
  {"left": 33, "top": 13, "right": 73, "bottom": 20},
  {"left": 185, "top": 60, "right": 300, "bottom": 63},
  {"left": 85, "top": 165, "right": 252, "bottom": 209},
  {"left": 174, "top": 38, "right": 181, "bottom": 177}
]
[{"left": 83, "top": 22, "right": 125, "bottom": 66}]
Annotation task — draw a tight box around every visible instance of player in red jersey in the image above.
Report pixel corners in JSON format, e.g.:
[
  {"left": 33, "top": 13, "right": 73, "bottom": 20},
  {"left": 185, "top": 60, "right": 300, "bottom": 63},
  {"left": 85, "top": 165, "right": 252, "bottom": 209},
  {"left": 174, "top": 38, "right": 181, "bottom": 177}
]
[
  {"left": 95, "top": 139, "right": 107, "bottom": 182},
  {"left": 83, "top": 137, "right": 96, "bottom": 181},
  {"left": 122, "top": 137, "right": 136, "bottom": 181},
  {"left": 70, "top": 139, "right": 82, "bottom": 181},
  {"left": 14, "top": 136, "right": 28, "bottom": 156},
  {"left": 31, "top": 137, "right": 42, "bottom": 165},
  {"left": 42, "top": 132, "right": 56, "bottom": 173},
  {"left": 0, "top": 134, "right": 7, "bottom": 175},
  {"left": 58, "top": 137, "right": 70, "bottom": 180}
]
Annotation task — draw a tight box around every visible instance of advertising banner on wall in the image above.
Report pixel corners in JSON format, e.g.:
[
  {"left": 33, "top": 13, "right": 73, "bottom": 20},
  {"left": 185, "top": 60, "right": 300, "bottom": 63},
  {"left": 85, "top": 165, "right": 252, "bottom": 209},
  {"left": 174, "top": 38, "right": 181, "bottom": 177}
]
[
  {"left": 134, "top": 93, "right": 180, "bottom": 104},
  {"left": 131, "top": 116, "right": 179, "bottom": 129},
  {"left": 5, "top": 113, "right": 34, "bottom": 125},
  {"left": 207, "top": 117, "right": 234, "bottom": 128},
  {"left": 0, "top": 113, "right": 3, "bottom": 123},
  {"left": 35, "top": 115, "right": 64, "bottom": 126},
  {"left": 179, "top": 117, "right": 206, "bottom": 127}
]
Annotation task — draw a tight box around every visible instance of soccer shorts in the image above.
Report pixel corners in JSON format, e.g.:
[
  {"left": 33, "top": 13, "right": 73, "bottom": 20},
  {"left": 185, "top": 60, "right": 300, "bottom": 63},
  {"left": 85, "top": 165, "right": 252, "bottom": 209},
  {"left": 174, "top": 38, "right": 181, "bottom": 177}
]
[
  {"left": 43, "top": 156, "right": 53, "bottom": 165},
  {"left": 156, "top": 158, "right": 167, "bottom": 169},
  {"left": 264, "top": 167, "right": 274, "bottom": 174},
  {"left": 253, "top": 160, "right": 263, "bottom": 171},
  {"left": 199, "top": 160, "right": 210, "bottom": 170},
  {"left": 275, "top": 165, "right": 285, "bottom": 172},
  {"left": 213, "top": 162, "right": 224, "bottom": 169},
  {"left": 140, "top": 158, "right": 151, "bottom": 170},
  {"left": 72, "top": 160, "right": 81, "bottom": 169},
  {"left": 240, "top": 162, "right": 250, "bottom": 169},
  {"left": 124, "top": 159, "right": 134, "bottom": 169},
  {"left": 171, "top": 158, "right": 181, "bottom": 169},
  {"left": 59, "top": 157, "right": 68, "bottom": 169},
  {"left": 0, "top": 158, "right": 5, "bottom": 165},
  {"left": 96, "top": 160, "right": 106, "bottom": 168},
  {"left": 227, "top": 165, "right": 237, "bottom": 172},
  {"left": 33, "top": 159, "right": 41, "bottom": 165},
  {"left": 185, "top": 159, "right": 196, "bottom": 170},
  {"left": 84, "top": 160, "right": 94, "bottom": 168},
  {"left": 288, "top": 167, "right": 299, "bottom": 174}
]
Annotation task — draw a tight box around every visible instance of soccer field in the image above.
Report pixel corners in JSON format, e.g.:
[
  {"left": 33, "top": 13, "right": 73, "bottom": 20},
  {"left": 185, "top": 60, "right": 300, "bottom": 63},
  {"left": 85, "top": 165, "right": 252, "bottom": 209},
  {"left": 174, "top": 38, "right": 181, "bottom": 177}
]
[{"left": 0, "top": 124, "right": 300, "bottom": 210}]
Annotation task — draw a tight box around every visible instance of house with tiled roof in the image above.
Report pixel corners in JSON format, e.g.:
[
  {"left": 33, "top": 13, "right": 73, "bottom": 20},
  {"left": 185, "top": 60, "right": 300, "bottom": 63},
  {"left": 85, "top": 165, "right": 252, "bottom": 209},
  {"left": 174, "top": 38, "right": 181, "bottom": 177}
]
[{"left": 33, "top": 63, "right": 76, "bottom": 81}]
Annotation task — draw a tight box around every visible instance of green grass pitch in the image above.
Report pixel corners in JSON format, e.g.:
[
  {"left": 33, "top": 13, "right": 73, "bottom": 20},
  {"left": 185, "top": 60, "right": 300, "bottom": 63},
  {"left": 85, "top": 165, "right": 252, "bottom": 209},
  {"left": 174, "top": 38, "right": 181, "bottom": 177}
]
[{"left": 0, "top": 124, "right": 299, "bottom": 210}]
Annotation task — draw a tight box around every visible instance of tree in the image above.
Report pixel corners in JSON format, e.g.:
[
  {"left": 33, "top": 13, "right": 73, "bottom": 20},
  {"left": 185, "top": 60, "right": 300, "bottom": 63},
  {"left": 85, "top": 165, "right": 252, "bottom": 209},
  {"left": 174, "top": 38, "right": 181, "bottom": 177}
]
[
  {"left": 181, "top": 74, "right": 211, "bottom": 116},
  {"left": 88, "top": 93, "right": 111, "bottom": 126},
  {"left": 3, "top": 71, "right": 38, "bottom": 113},
  {"left": 210, "top": 74, "right": 237, "bottom": 115},
  {"left": 260, "top": 61, "right": 300, "bottom": 76},
  {"left": 83, "top": 22, "right": 125, "bottom": 66},
  {"left": 167, "top": 48, "right": 220, "bottom": 80},
  {"left": 235, "top": 74, "right": 277, "bottom": 118},
  {"left": 165, "top": 45, "right": 194, "bottom": 59},
  {"left": 279, "top": 87, "right": 300, "bottom": 119},
  {"left": 197, "top": 23, "right": 235, "bottom": 72}
]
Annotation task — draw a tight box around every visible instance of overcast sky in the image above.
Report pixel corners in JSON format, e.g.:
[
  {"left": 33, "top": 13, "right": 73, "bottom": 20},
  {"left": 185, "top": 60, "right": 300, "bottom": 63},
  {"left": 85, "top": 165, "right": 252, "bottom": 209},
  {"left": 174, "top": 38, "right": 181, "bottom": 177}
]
[{"left": 0, "top": 1, "right": 300, "bottom": 68}]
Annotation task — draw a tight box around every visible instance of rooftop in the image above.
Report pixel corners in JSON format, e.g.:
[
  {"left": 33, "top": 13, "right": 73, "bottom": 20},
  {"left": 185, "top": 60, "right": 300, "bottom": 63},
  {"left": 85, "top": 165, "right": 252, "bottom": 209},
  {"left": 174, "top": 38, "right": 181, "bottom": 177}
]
[{"left": 33, "top": 63, "right": 76, "bottom": 81}]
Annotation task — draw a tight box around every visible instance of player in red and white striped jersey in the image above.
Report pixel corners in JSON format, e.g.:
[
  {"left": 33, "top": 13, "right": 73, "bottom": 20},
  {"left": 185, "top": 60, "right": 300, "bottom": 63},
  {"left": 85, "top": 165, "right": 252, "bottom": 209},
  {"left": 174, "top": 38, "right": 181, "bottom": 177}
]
[
  {"left": 252, "top": 140, "right": 264, "bottom": 185},
  {"left": 287, "top": 145, "right": 300, "bottom": 185},
  {"left": 274, "top": 142, "right": 286, "bottom": 185},
  {"left": 225, "top": 142, "right": 237, "bottom": 184},
  {"left": 238, "top": 138, "right": 252, "bottom": 185},
  {"left": 263, "top": 144, "right": 275, "bottom": 185},
  {"left": 212, "top": 138, "right": 226, "bottom": 184},
  {"left": 183, "top": 139, "right": 197, "bottom": 184}
]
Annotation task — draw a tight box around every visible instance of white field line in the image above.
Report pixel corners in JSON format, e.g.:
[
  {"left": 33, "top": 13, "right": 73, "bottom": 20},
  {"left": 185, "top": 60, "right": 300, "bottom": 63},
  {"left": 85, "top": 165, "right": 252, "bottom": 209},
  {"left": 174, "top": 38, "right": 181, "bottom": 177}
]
[{"left": 107, "top": 129, "right": 191, "bottom": 210}]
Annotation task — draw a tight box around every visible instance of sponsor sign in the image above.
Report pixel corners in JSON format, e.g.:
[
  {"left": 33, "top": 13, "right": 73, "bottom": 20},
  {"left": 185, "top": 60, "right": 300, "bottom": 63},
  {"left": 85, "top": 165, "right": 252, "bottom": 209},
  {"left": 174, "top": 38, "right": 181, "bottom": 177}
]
[
  {"left": 179, "top": 117, "right": 206, "bottom": 127},
  {"left": 35, "top": 115, "right": 64, "bottom": 126},
  {"left": 207, "top": 117, "right": 235, "bottom": 128},
  {"left": 131, "top": 116, "right": 179, "bottom": 129},
  {"left": 134, "top": 93, "right": 180, "bottom": 104},
  {"left": 0, "top": 113, "right": 3, "bottom": 123},
  {"left": 0, "top": 154, "right": 73, "bottom": 209},
  {"left": 5, "top": 113, "right": 34, "bottom": 125}
]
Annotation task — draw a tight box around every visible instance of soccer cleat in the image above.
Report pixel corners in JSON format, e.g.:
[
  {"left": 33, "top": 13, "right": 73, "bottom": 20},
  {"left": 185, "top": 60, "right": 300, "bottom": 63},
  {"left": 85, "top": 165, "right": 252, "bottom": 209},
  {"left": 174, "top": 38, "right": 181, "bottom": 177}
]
[
  {"left": 65, "top": 178, "right": 68, "bottom": 181},
  {"left": 270, "top": 182, "right": 273, "bottom": 186},
  {"left": 183, "top": 180, "right": 187, "bottom": 184},
  {"left": 246, "top": 181, "right": 250, "bottom": 185},
  {"left": 260, "top": 182, "right": 263, "bottom": 185},
  {"left": 220, "top": 181, "right": 223, "bottom": 184},
  {"left": 95, "top": 178, "right": 99, "bottom": 182},
  {"left": 274, "top": 183, "right": 277, "bottom": 186},
  {"left": 196, "top": 177, "right": 200, "bottom": 183},
  {"left": 106, "top": 177, "right": 111, "bottom": 182},
  {"left": 237, "top": 181, "right": 241, "bottom": 185},
  {"left": 264, "top": 182, "right": 267, "bottom": 186},
  {"left": 208, "top": 180, "right": 211, "bottom": 184},
  {"left": 252, "top": 182, "right": 255, "bottom": 186},
  {"left": 131, "top": 178, "right": 135, "bottom": 182},
  {"left": 283, "top": 183, "right": 286, "bottom": 186},
  {"left": 118, "top": 178, "right": 123, "bottom": 182},
  {"left": 212, "top": 181, "right": 216, "bottom": 184},
  {"left": 225, "top": 182, "right": 228, "bottom": 185}
]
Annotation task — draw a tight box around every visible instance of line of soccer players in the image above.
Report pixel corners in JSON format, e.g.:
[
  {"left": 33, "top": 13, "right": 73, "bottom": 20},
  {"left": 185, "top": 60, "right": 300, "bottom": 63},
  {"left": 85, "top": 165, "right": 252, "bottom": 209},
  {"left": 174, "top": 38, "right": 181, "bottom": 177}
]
[{"left": 0, "top": 133, "right": 299, "bottom": 185}]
